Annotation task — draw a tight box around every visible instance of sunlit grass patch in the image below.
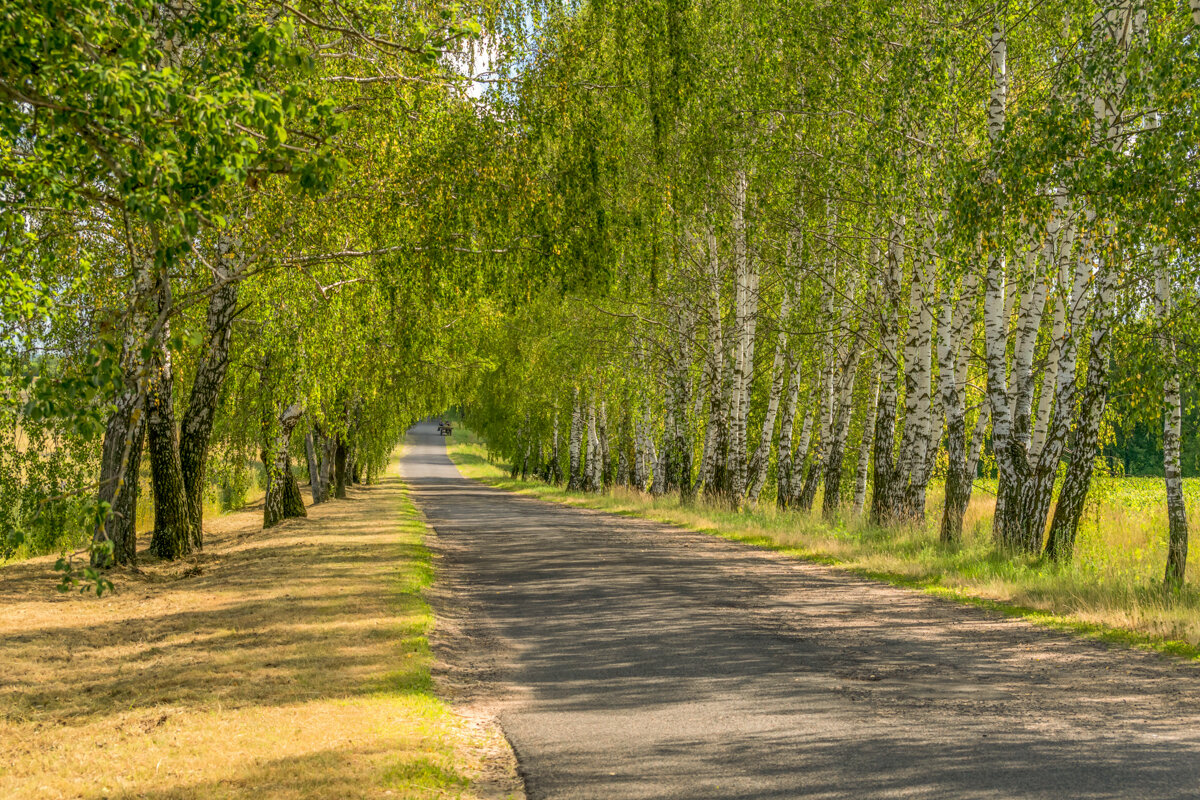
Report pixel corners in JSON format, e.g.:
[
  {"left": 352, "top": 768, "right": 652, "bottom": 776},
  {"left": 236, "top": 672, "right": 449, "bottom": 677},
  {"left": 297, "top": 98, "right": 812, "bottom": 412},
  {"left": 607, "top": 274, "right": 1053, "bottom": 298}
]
[
  {"left": 448, "top": 436, "right": 1200, "bottom": 660},
  {"left": 0, "top": 450, "right": 514, "bottom": 800}
]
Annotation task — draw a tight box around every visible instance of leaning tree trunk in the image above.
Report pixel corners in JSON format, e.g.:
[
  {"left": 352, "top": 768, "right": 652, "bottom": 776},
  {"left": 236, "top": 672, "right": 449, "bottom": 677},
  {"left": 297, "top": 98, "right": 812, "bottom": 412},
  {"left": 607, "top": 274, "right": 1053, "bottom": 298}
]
[
  {"left": 1044, "top": 264, "right": 1116, "bottom": 561},
  {"left": 264, "top": 402, "right": 306, "bottom": 528},
  {"left": 94, "top": 394, "right": 146, "bottom": 566},
  {"left": 1009, "top": 208, "right": 1089, "bottom": 552},
  {"left": 1042, "top": 1, "right": 1137, "bottom": 559},
  {"left": 823, "top": 342, "right": 862, "bottom": 518},
  {"left": 146, "top": 273, "right": 193, "bottom": 561},
  {"left": 93, "top": 252, "right": 158, "bottom": 566},
  {"left": 797, "top": 368, "right": 832, "bottom": 512},
  {"left": 179, "top": 275, "right": 239, "bottom": 550}
]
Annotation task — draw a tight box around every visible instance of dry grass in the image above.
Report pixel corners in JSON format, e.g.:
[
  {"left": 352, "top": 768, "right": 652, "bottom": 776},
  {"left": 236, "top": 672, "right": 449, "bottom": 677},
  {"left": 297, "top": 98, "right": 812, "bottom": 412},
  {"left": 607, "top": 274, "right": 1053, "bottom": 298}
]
[
  {"left": 448, "top": 430, "right": 1200, "bottom": 658},
  {"left": 0, "top": 450, "right": 516, "bottom": 800}
]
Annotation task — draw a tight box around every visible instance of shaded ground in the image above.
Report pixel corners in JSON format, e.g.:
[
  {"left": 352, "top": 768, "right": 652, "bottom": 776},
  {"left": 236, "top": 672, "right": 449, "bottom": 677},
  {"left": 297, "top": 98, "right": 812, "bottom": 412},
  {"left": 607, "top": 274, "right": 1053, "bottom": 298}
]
[
  {"left": 0, "top": 454, "right": 518, "bottom": 800},
  {"left": 403, "top": 421, "right": 1200, "bottom": 800}
]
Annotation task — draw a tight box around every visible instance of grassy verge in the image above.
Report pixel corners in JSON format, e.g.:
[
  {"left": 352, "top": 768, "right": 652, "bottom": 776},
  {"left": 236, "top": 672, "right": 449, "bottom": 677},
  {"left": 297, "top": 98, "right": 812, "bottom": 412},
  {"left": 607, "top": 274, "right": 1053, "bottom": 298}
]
[
  {"left": 0, "top": 449, "right": 513, "bottom": 799},
  {"left": 447, "top": 428, "right": 1200, "bottom": 661}
]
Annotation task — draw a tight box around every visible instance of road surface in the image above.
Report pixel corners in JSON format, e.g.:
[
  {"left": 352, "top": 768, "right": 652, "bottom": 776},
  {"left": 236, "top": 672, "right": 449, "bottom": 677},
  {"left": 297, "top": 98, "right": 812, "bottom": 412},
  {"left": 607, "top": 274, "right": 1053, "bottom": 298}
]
[{"left": 401, "top": 421, "right": 1200, "bottom": 799}]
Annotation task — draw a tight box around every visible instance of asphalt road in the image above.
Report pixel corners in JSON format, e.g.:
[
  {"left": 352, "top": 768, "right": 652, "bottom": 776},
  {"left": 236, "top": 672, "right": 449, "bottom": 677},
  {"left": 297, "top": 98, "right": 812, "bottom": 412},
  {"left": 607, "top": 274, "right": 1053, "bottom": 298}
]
[{"left": 401, "top": 421, "right": 1200, "bottom": 800}]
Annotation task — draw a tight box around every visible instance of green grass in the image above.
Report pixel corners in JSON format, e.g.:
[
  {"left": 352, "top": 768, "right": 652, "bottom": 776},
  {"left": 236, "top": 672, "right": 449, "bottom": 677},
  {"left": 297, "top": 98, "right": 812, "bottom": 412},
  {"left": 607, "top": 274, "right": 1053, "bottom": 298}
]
[{"left": 447, "top": 428, "right": 1200, "bottom": 662}]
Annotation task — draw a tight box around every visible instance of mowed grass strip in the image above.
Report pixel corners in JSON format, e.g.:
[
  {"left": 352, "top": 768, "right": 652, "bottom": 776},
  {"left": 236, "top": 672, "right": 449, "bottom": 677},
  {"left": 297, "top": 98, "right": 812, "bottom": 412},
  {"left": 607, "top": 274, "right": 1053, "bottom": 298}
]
[
  {"left": 0, "top": 450, "right": 508, "bottom": 800},
  {"left": 446, "top": 429, "right": 1200, "bottom": 660}
]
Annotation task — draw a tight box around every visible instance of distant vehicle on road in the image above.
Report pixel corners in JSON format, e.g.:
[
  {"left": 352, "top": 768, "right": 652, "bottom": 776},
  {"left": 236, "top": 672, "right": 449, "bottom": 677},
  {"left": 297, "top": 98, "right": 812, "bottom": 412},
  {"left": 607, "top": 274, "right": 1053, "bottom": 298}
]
[{"left": 437, "top": 421, "right": 452, "bottom": 436}]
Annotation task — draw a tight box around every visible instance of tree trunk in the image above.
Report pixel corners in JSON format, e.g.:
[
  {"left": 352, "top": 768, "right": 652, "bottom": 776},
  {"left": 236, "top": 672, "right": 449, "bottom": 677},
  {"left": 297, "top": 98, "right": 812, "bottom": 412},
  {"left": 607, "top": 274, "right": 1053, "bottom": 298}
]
[
  {"left": 333, "top": 437, "right": 348, "bottom": 499},
  {"left": 823, "top": 343, "right": 862, "bottom": 518},
  {"left": 586, "top": 400, "right": 602, "bottom": 493},
  {"left": 726, "top": 170, "right": 758, "bottom": 504},
  {"left": 146, "top": 272, "right": 193, "bottom": 561},
  {"left": 938, "top": 260, "right": 982, "bottom": 543},
  {"left": 853, "top": 370, "right": 880, "bottom": 515},
  {"left": 264, "top": 402, "right": 305, "bottom": 528},
  {"left": 93, "top": 257, "right": 152, "bottom": 566},
  {"left": 1044, "top": 264, "right": 1116, "bottom": 561},
  {"left": 797, "top": 368, "right": 832, "bottom": 512},
  {"left": 551, "top": 407, "right": 563, "bottom": 485},
  {"left": 179, "top": 274, "right": 240, "bottom": 549},
  {"left": 748, "top": 286, "right": 794, "bottom": 504},
  {"left": 616, "top": 405, "right": 630, "bottom": 487},
  {"left": 775, "top": 354, "right": 803, "bottom": 510},
  {"left": 633, "top": 400, "right": 651, "bottom": 491},
  {"left": 568, "top": 387, "right": 584, "bottom": 490},
  {"left": 896, "top": 219, "right": 935, "bottom": 520},
  {"left": 598, "top": 400, "right": 610, "bottom": 487},
  {"left": 1156, "top": 256, "right": 1189, "bottom": 589},
  {"left": 304, "top": 429, "right": 325, "bottom": 504},
  {"left": 698, "top": 224, "right": 727, "bottom": 497},
  {"left": 320, "top": 432, "right": 337, "bottom": 499},
  {"left": 94, "top": 396, "right": 146, "bottom": 566},
  {"left": 870, "top": 216, "right": 904, "bottom": 525}
]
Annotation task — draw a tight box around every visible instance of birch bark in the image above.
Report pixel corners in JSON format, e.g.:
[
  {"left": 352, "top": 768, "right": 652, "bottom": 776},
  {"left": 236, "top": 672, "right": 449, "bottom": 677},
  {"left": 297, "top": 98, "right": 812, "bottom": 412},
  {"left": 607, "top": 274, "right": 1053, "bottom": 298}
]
[
  {"left": 775, "top": 358, "right": 803, "bottom": 509},
  {"left": 146, "top": 270, "right": 194, "bottom": 560},
  {"left": 568, "top": 387, "right": 583, "bottom": 490},
  {"left": 747, "top": 286, "right": 794, "bottom": 503},
  {"left": 1156, "top": 255, "right": 1188, "bottom": 589},
  {"left": 93, "top": 253, "right": 155, "bottom": 566},
  {"left": 870, "top": 215, "right": 905, "bottom": 525},
  {"left": 853, "top": 369, "right": 880, "bottom": 515},
  {"left": 981, "top": 22, "right": 1016, "bottom": 547},
  {"left": 725, "top": 170, "right": 758, "bottom": 504}
]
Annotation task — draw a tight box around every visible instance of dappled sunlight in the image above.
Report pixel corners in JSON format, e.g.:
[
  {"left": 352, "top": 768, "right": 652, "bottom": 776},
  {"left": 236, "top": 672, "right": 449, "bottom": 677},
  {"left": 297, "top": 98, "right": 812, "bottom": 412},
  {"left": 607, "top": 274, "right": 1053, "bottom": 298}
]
[
  {"left": 422, "top": 425, "right": 1200, "bottom": 798},
  {"left": 0, "top": 456, "right": 506, "bottom": 800}
]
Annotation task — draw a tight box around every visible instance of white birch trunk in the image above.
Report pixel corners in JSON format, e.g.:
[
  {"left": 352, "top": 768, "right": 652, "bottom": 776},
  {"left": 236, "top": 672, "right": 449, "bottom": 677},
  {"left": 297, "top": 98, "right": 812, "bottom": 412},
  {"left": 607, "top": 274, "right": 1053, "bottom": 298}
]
[
  {"left": 568, "top": 387, "right": 584, "bottom": 491},
  {"left": 1157, "top": 253, "right": 1189, "bottom": 587},
  {"left": 726, "top": 170, "right": 758, "bottom": 503},
  {"left": 853, "top": 369, "right": 880, "bottom": 514},
  {"left": 747, "top": 287, "right": 794, "bottom": 503},
  {"left": 586, "top": 400, "right": 601, "bottom": 493},
  {"left": 982, "top": 22, "right": 1014, "bottom": 546},
  {"left": 699, "top": 224, "right": 727, "bottom": 491}
]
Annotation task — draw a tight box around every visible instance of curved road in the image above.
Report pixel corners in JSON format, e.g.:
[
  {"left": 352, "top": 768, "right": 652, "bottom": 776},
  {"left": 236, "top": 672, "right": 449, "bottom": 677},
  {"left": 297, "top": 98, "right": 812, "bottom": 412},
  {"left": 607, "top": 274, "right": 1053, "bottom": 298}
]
[{"left": 401, "top": 422, "right": 1200, "bottom": 799}]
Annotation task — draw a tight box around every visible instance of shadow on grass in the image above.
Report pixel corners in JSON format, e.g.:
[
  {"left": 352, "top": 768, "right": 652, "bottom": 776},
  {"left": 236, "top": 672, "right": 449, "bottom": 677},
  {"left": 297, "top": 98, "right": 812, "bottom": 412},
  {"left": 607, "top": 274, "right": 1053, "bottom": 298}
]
[{"left": 0, "top": 472, "right": 481, "bottom": 800}]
